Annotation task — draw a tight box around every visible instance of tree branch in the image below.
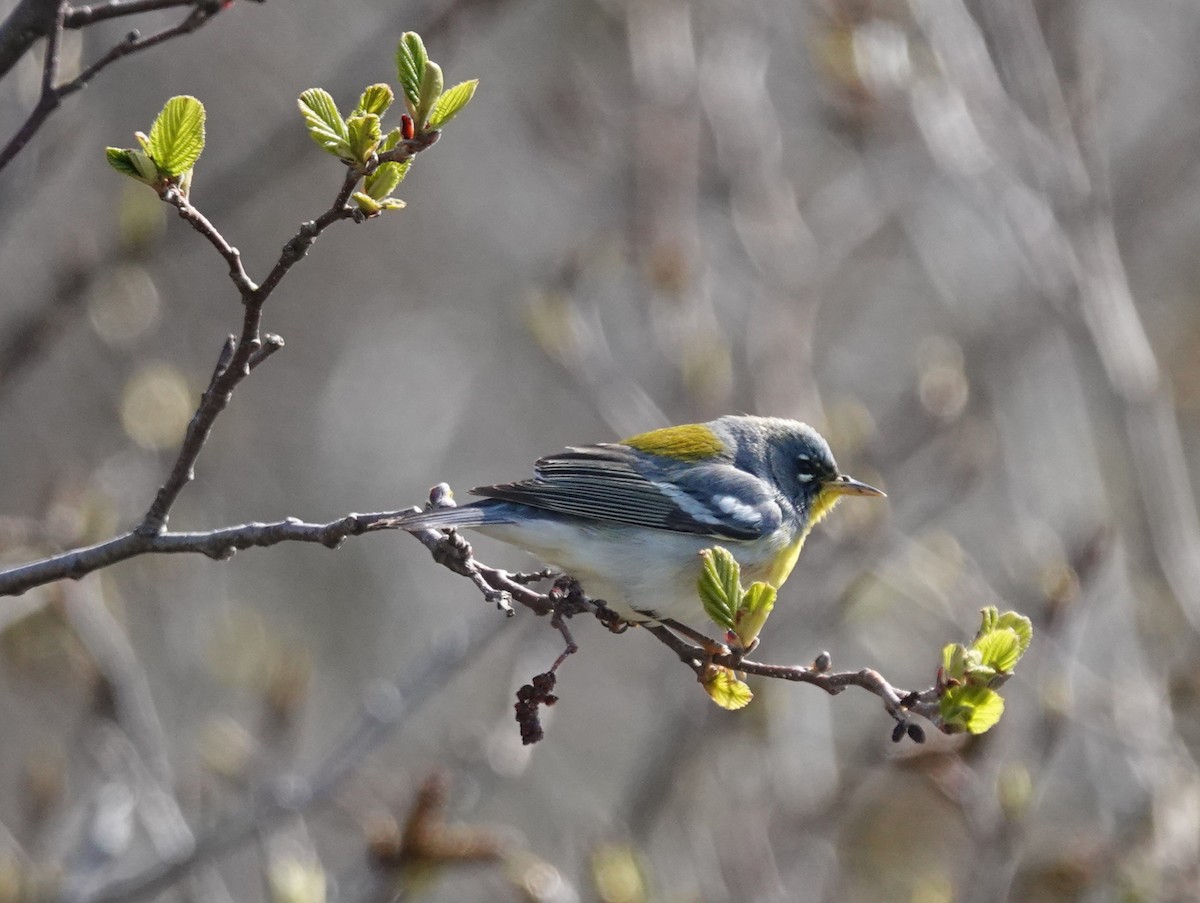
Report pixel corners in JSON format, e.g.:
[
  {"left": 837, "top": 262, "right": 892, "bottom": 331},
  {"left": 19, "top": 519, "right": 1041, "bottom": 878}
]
[
  {"left": 64, "top": 0, "right": 205, "bottom": 28},
  {"left": 0, "top": 113, "right": 444, "bottom": 595},
  {"left": 162, "top": 192, "right": 257, "bottom": 296},
  {"left": 0, "top": 510, "right": 416, "bottom": 597},
  {"left": 137, "top": 174, "right": 370, "bottom": 535},
  {"left": 0, "top": 0, "right": 230, "bottom": 174},
  {"left": 0, "top": 0, "right": 59, "bottom": 80}
]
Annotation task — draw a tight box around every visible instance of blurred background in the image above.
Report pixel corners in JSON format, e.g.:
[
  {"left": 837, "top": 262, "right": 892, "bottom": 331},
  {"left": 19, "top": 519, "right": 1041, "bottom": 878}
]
[{"left": 1, "top": 0, "right": 1199, "bottom": 900}]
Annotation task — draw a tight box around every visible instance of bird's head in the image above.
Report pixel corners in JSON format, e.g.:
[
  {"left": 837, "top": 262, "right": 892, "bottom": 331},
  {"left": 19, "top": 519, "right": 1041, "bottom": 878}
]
[{"left": 719, "top": 417, "right": 885, "bottom": 529}]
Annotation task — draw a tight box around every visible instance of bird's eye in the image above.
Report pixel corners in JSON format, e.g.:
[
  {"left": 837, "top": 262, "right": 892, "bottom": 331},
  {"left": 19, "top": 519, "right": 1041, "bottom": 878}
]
[{"left": 796, "top": 454, "right": 824, "bottom": 484}]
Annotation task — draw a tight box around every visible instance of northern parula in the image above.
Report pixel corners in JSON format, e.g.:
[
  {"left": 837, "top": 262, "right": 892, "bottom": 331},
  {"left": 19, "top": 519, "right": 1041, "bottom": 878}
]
[{"left": 397, "top": 415, "right": 884, "bottom": 626}]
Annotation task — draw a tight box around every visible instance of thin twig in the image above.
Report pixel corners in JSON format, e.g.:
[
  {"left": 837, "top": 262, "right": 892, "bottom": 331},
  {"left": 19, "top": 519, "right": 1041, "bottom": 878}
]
[
  {"left": 0, "top": 118, "right": 443, "bottom": 590},
  {"left": 162, "top": 191, "right": 257, "bottom": 296},
  {"left": 248, "top": 171, "right": 360, "bottom": 305},
  {"left": 40, "top": 0, "right": 64, "bottom": 94},
  {"left": 0, "top": 0, "right": 228, "bottom": 173},
  {"left": 0, "top": 0, "right": 59, "bottom": 79},
  {"left": 65, "top": 0, "right": 200, "bottom": 28},
  {"left": 0, "top": 0, "right": 67, "bottom": 171},
  {"left": 0, "top": 510, "right": 415, "bottom": 597},
  {"left": 134, "top": 182, "right": 360, "bottom": 535},
  {"left": 643, "top": 623, "right": 941, "bottom": 723}
]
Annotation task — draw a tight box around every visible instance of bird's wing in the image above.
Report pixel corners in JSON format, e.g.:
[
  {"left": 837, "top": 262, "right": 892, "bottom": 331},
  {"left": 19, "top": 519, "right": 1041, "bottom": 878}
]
[{"left": 469, "top": 444, "right": 782, "bottom": 541}]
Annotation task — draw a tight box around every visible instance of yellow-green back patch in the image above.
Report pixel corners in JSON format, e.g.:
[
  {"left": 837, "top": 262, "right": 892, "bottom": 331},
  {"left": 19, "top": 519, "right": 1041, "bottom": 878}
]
[{"left": 623, "top": 423, "right": 726, "bottom": 461}]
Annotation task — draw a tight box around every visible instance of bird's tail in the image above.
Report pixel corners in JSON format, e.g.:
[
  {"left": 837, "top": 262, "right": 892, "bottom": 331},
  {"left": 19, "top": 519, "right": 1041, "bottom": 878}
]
[{"left": 387, "top": 499, "right": 519, "bottom": 532}]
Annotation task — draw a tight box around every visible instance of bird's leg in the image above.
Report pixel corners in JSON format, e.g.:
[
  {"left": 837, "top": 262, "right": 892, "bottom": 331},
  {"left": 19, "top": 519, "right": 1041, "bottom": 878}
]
[{"left": 548, "top": 575, "right": 590, "bottom": 616}]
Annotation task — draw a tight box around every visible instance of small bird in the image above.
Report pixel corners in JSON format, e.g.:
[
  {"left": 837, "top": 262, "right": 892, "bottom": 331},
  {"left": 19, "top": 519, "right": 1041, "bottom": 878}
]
[{"left": 396, "top": 415, "right": 884, "bottom": 628}]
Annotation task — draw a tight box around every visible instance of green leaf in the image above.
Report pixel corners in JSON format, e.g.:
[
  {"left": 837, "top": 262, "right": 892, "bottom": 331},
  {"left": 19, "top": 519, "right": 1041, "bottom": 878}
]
[
  {"left": 942, "top": 642, "right": 970, "bottom": 681},
  {"left": 395, "top": 31, "right": 428, "bottom": 112},
  {"left": 973, "top": 627, "right": 1022, "bottom": 674},
  {"left": 381, "top": 126, "right": 403, "bottom": 153},
  {"left": 735, "top": 582, "right": 776, "bottom": 648},
  {"left": 704, "top": 667, "right": 753, "bottom": 710},
  {"left": 352, "top": 191, "right": 382, "bottom": 215},
  {"left": 697, "top": 547, "right": 741, "bottom": 632},
  {"left": 427, "top": 79, "right": 478, "bottom": 129},
  {"left": 355, "top": 83, "right": 394, "bottom": 117},
  {"left": 975, "top": 606, "right": 1000, "bottom": 641},
  {"left": 298, "top": 88, "right": 350, "bottom": 157},
  {"left": 106, "top": 147, "right": 146, "bottom": 180},
  {"left": 346, "top": 113, "right": 382, "bottom": 164},
  {"left": 363, "top": 160, "right": 409, "bottom": 200},
  {"left": 939, "top": 685, "right": 1005, "bottom": 734},
  {"left": 414, "top": 60, "right": 443, "bottom": 128},
  {"left": 146, "top": 95, "right": 205, "bottom": 177},
  {"left": 963, "top": 659, "right": 997, "bottom": 682},
  {"left": 995, "top": 611, "right": 1033, "bottom": 656},
  {"left": 352, "top": 191, "right": 406, "bottom": 214}
]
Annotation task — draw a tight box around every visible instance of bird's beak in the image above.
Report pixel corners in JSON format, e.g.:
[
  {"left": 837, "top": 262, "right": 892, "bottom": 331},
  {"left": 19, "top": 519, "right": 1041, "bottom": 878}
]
[{"left": 825, "top": 474, "right": 886, "bottom": 498}]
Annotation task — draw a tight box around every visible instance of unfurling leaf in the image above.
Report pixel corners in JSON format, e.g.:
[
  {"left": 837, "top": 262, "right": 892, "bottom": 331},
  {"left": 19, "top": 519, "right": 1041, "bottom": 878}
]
[
  {"left": 363, "top": 159, "right": 410, "bottom": 200},
  {"left": 704, "top": 667, "right": 753, "bottom": 710},
  {"left": 939, "top": 684, "right": 1005, "bottom": 734},
  {"left": 396, "top": 31, "right": 428, "bottom": 112},
  {"left": 380, "top": 127, "right": 403, "bottom": 154},
  {"left": 346, "top": 113, "right": 382, "bottom": 164},
  {"left": 698, "top": 547, "right": 741, "bottom": 632},
  {"left": 941, "top": 642, "right": 970, "bottom": 681},
  {"left": 427, "top": 79, "right": 478, "bottom": 129},
  {"left": 735, "top": 582, "right": 776, "bottom": 649},
  {"left": 352, "top": 191, "right": 406, "bottom": 215},
  {"left": 994, "top": 610, "right": 1033, "bottom": 656},
  {"left": 973, "top": 627, "right": 1022, "bottom": 675},
  {"left": 106, "top": 148, "right": 149, "bottom": 181},
  {"left": 146, "top": 95, "right": 205, "bottom": 176},
  {"left": 355, "top": 83, "right": 394, "bottom": 117},
  {"left": 352, "top": 191, "right": 382, "bottom": 215},
  {"left": 298, "top": 88, "right": 350, "bottom": 157},
  {"left": 414, "top": 60, "right": 443, "bottom": 128},
  {"left": 177, "top": 167, "right": 194, "bottom": 200}
]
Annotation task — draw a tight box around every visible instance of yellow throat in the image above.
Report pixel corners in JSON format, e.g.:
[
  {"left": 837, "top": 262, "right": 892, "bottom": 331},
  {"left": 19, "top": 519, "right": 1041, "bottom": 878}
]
[{"left": 765, "top": 486, "right": 845, "bottom": 588}]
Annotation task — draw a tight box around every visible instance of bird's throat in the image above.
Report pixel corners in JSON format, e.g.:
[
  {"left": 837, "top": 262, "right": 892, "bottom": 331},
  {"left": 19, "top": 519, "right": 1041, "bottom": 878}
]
[
  {"left": 766, "top": 532, "right": 808, "bottom": 588},
  {"left": 767, "top": 491, "right": 844, "bottom": 588}
]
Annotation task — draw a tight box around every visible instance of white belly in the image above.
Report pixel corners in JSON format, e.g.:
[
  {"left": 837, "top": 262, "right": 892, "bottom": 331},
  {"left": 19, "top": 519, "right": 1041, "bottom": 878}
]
[{"left": 475, "top": 518, "right": 791, "bottom": 624}]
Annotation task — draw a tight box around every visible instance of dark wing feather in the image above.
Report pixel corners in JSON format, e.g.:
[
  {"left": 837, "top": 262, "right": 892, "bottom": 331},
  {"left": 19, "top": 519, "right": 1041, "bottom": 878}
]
[{"left": 470, "top": 444, "right": 781, "bottom": 540}]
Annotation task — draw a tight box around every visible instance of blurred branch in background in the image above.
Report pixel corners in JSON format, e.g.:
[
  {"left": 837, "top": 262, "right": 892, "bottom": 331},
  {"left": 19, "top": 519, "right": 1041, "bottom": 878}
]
[
  {"left": 65, "top": 612, "right": 508, "bottom": 903},
  {"left": 0, "top": 0, "right": 246, "bottom": 172},
  {"left": 0, "top": 251, "right": 95, "bottom": 404}
]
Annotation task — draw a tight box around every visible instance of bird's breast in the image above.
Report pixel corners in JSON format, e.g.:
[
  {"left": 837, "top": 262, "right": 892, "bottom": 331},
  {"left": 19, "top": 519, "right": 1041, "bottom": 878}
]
[{"left": 761, "top": 530, "right": 809, "bottom": 588}]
